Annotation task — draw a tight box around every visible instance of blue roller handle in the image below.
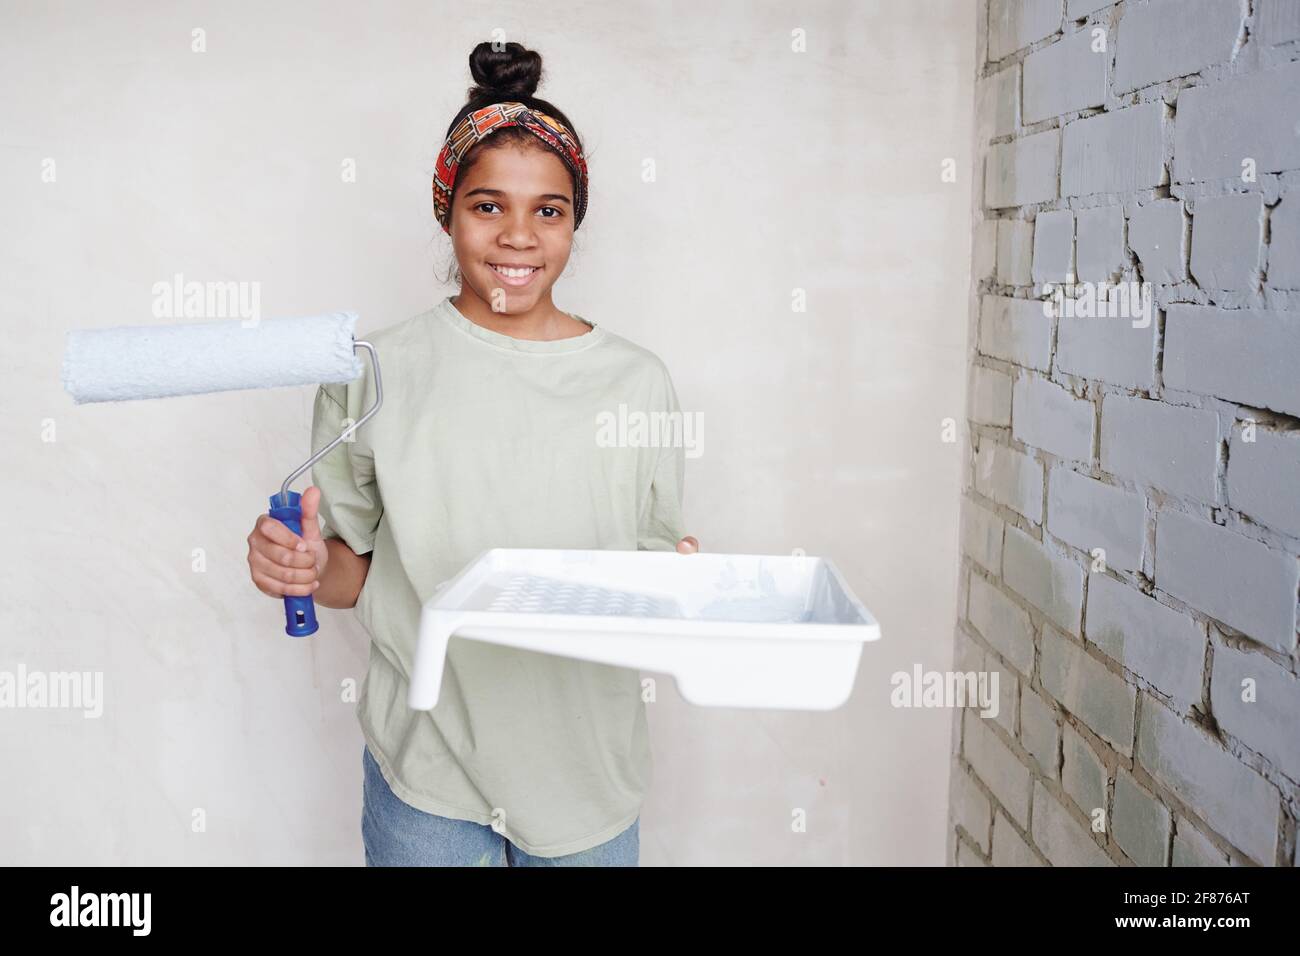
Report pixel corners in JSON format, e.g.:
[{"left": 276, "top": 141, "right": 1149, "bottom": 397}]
[{"left": 268, "top": 490, "right": 320, "bottom": 637}]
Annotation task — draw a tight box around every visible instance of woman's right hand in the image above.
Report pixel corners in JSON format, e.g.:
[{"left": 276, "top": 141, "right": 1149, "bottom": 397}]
[{"left": 247, "top": 486, "right": 330, "bottom": 598}]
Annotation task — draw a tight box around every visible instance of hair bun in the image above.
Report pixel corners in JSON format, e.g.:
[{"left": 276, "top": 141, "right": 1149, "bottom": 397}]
[{"left": 467, "top": 41, "right": 543, "bottom": 101}]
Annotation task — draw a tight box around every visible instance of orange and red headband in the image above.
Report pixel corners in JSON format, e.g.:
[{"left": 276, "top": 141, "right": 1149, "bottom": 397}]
[{"left": 432, "top": 101, "right": 589, "bottom": 233}]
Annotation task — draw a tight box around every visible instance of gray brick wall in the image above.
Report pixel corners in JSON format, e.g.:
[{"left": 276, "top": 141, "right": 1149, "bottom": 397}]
[{"left": 953, "top": 0, "right": 1300, "bottom": 867}]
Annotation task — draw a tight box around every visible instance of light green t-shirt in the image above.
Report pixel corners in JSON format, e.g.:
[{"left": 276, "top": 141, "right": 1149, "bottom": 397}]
[{"left": 309, "top": 294, "right": 687, "bottom": 857}]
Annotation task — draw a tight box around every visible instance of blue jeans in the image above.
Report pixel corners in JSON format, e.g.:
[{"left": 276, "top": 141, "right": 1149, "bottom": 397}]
[{"left": 361, "top": 744, "right": 639, "bottom": 866}]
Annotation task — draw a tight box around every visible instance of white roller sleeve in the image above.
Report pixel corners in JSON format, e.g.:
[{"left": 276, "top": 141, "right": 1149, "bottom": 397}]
[{"left": 61, "top": 312, "right": 364, "bottom": 404}]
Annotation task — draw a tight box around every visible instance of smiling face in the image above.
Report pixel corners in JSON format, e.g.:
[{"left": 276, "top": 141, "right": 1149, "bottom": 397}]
[{"left": 449, "top": 140, "right": 576, "bottom": 317}]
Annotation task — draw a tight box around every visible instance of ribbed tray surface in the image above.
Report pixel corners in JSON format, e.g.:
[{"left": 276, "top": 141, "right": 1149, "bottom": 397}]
[{"left": 484, "top": 574, "right": 680, "bottom": 618}]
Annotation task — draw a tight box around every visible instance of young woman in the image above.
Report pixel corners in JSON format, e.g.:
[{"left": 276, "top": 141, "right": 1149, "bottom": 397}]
[{"left": 246, "top": 40, "right": 697, "bottom": 867}]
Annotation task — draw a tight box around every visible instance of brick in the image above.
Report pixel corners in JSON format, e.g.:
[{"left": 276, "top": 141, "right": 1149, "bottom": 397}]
[
  {"left": 1075, "top": 204, "right": 1125, "bottom": 282},
  {"left": 997, "top": 219, "right": 1035, "bottom": 286},
  {"left": 1067, "top": 0, "right": 1111, "bottom": 19},
  {"left": 1086, "top": 574, "right": 1205, "bottom": 708},
  {"left": 961, "top": 497, "right": 1005, "bottom": 573},
  {"left": 1164, "top": 305, "right": 1300, "bottom": 416},
  {"left": 1155, "top": 509, "right": 1299, "bottom": 654},
  {"left": 951, "top": 765, "right": 993, "bottom": 852},
  {"left": 1099, "top": 394, "right": 1218, "bottom": 501},
  {"left": 1040, "top": 626, "right": 1136, "bottom": 755},
  {"left": 986, "top": 129, "right": 1060, "bottom": 208},
  {"left": 973, "top": 219, "right": 999, "bottom": 281},
  {"left": 975, "top": 440, "right": 1044, "bottom": 521},
  {"left": 1046, "top": 467, "right": 1145, "bottom": 570},
  {"left": 992, "top": 812, "right": 1044, "bottom": 865},
  {"left": 976, "top": 65, "right": 1019, "bottom": 142},
  {"left": 1128, "top": 198, "right": 1187, "bottom": 283},
  {"left": 1227, "top": 426, "right": 1300, "bottom": 539},
  {"left": 1061, "top": 722, "right": 1108, "bottom": 816},
  {"left": 953, "top": 631, "right": 988, "bottom": 758},
  {"left": 1259, "top": 0, "right": 1300, "bottom": 44},
  {"left": 1137, "top": 698, "right": 1279, "bottom": 864},
  {"left": 1012, "top": 375, "right": 1094, "bottom": 462},
  {"left": 1031, "top": 208, "right": 1074, "bottom": 284},
  {"left": 954, "top": 622, "right": 985, "bottom": 678},
  {"left": 952, "top": 628, "right": 980, "bottom": 755},
  {"left": 1265, "top": 195, "right": 1300, "bottom": 288},
  {"left": 1056, "top": 310, "right": 1157, "bottom": 389},
  {"left": 1173, "top": 60, "right": 1300, "bottom": 182},
  {"left": 978, "top": 296, "right": 1053, "bottom": 369},
  {"left": 963, "top": 708, "right": 1032, "bottom": 827},
  {"left": 970, "top": 365, "right": 1013, "bottom": 427},
  {"left": 1062, "top": 103, "right": 1164, "bottom": 197},
  {"left": 1190, "top": 193, "right": 1263, "bottom": 291},
  {"left": 1114, "top": 0, "right": 1244, "bottom": 94},
  {"left": 989, "top": 0, "right": 1064, "bottom": 60},
  {"left": 1172, "top": 819, "right": 1231, "bottom": 866},
  {"left": 1055, "top": 283, "right": 1159, "bottom": 382},
  {"left": 968, "top": 573, "right": 1036, "bottom": 676},
  {"left": 1209, "top": 644, "right": 1300, "bottom": 781},
  {"left": 1020, "top": 689, "right": 1060, "bottom": 776},
  {"left": 1023, "top": 28, "right": 1107, "bottom": 123},
  {"left": 990, "top": 662, "right": 1019, "bottom": 735},
  {"left": 1004, "top": 526, "right": 1085, "bottom": 633},
  {"left": 1112, "top": 770, "right": 1172, "bottom": 865},
  {"left": 1031, "top": 781, "right": 1114, "bottom": 865}
]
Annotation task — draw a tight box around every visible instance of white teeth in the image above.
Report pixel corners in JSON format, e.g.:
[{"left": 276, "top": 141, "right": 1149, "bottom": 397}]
[{"left": 491, "top": 265, "right": 538, "bottom": 278}]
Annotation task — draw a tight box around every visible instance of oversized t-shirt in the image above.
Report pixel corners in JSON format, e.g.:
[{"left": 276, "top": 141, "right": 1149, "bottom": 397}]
[{"left": 309, "top": 294, "right": 687, "bottom": 857}]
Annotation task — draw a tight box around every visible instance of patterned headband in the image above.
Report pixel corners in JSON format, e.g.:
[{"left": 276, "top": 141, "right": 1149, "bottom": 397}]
[{"left": 432, "top": 101, "right": 589, "bottom": 234}]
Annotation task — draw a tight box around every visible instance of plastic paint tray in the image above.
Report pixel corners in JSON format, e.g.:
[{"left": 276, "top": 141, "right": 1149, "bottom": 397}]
[{"left": 408, "top": 549, "right": 881, "bottom": 711}]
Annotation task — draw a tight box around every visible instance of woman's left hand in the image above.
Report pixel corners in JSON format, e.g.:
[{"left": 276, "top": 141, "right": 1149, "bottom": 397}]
[{"left": 676, "top": 536, "right": 699, "bottom": 554}]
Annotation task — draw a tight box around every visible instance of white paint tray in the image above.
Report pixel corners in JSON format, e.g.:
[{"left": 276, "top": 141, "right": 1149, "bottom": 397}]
[{"left": 408, "top": 549, "right": 881, "bottom": 711}]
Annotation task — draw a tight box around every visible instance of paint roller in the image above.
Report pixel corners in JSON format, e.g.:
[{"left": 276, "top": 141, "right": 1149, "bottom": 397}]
[{"left": 60, "top": 312, "right": 383, "bottom": 637}]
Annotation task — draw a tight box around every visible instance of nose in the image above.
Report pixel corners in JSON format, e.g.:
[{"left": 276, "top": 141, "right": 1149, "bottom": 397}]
[{"left": 497, "top": 208, "right": 539, "bottom": 250}]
